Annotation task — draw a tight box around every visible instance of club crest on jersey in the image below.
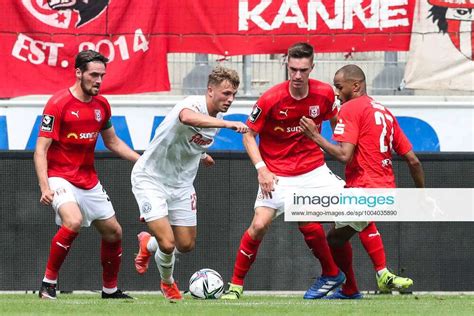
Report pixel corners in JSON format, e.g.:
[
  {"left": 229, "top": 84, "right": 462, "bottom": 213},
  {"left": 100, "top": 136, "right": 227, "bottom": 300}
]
[
  {"left": 249, "top": 104, "right": 262, "bottom": 123},
  {"left": 41, "top": 114, "right": 55, "bottom": 132},
  {"left": 309, "top": 105, "right": 320, "bottom": 118},
  {"left": 94, "top": 109, "right": 102, "bottom": 122}
]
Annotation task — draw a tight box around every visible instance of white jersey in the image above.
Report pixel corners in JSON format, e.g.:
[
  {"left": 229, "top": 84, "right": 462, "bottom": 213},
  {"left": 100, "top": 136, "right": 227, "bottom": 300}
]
[{"left": 133, "top": 95, "right": 221, "bottom": 187}]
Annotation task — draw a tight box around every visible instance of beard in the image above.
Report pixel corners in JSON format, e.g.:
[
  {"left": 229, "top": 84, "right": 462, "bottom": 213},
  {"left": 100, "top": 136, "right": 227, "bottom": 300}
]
[{"left": 80, "top": 79, "right": 99, "bottom": 96}]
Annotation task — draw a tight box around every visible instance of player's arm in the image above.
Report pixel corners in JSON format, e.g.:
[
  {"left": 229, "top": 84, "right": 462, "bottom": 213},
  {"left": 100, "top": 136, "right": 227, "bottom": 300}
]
[
  {"left": 200, "top": 152, "right": 215, "bottom": 167},
  {"left": 243, "top": 129, "right": 278, "bottom": 198},
  {"left": 329, "top": 115, "right": 338, "bottom": 131},
  {"left": 299, "top": 116, "right": 355, "bottom": 163},
  {"left": 34, "top": 137, "right": 55, "bottom": 205},
  {"left": 179, "top": 109, "right": 248, "bottom": 133},
  {"left": 101, "top": 126, "right": 140, "bottom": 163},
  {"left": 402, "top": 150, "right": 425, "bottom": 188}
]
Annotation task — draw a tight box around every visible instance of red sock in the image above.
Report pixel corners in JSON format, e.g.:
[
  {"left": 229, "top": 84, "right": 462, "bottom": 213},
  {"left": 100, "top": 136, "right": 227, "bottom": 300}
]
[
  {"left": 45, "top": 226, "right": 78, "bottom": 281},
  {"left": 359, "top": 222, "right": 386, "bottom": 271},
  {"left": 101, "top": 239, "right": 122, "bottom": 289},
  {"left": 299, "top": 223, "right": 339, "bottom": 277},
  {"left": 330, "top": 241, "right": 359, "bottom": 295},
  {"left": 230, "top": 230, "right": 262, "bottom": 286}
]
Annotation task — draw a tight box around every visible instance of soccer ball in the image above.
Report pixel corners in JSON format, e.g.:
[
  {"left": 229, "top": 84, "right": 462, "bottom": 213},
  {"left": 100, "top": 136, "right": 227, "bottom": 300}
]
[{"left": 188, "top": 268, "right": 225, "bottom": 299}]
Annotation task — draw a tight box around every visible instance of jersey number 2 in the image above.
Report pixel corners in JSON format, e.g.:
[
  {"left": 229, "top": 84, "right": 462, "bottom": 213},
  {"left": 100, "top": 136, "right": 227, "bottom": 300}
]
[{"left": 373, "top": 110, "right": 394, "bottom": 153}]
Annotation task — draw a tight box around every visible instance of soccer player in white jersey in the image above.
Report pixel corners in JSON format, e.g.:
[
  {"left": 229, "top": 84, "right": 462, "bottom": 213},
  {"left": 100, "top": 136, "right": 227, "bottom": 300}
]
[{"left": 132, "top": 66, "right": 248, "bottom": 301}]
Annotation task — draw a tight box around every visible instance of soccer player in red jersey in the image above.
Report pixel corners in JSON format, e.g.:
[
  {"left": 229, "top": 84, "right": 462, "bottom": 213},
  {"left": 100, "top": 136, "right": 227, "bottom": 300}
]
[
  {"left": 34, "top": 50, "right": 140, "bottom": 300},
  {"left": 300, "top": 64, "right": 425, "bottom": 299},
  {"left": 222, "top": 43, "right": 346, "bottom": 300}
]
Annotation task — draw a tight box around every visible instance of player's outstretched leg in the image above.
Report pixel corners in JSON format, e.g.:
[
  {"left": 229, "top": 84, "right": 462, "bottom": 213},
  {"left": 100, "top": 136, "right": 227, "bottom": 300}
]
[
  {"left": 135, "top": 231, "right": 152, "bottom": 274},
  {"left": 221, "top": 283, "right": 243, "bottom": 300},
  {"left": 376, "top": 269, "right": 413, "bottom": 292},
  {"left": 303, "top": 271, "right": 346, "bottom": 299}
]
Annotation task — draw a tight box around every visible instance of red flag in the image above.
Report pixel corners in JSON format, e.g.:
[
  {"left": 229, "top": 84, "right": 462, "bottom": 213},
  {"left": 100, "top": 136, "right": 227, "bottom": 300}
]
[
  {"left": 167, "top": 0, "right": 416, "bottom": 55},
  {"left": 0, "top": 1, "right": 169, "bottom": 98}
]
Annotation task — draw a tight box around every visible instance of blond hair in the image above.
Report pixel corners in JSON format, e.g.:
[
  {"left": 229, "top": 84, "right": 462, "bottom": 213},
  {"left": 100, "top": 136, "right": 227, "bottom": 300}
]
[{"left": 208, "top": 66, "right": 240, "bottom": 89}]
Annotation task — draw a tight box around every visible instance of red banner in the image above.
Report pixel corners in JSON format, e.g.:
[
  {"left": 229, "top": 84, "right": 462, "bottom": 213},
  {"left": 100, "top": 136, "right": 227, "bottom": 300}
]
[
  {"left": 0, "top": 1, "right": 169, "bottom": 98},
  {"left": 166, "top": 0, "right": 416, "bottom": 55},
  {"left": 0, "top": 1, "right": 416, "bottom": 98}
]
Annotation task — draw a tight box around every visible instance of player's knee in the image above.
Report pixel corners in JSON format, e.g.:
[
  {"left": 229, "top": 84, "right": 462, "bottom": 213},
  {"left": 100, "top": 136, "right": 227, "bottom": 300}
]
[
  {"left": 249, "top": 221, "right": 270, "bottom": 239},
  {"left": 63, "top": 219, "right": 82, "bottom": 232},
  {"left": 176, "top": 240, "right": 195, "bottom": 253},
  {"left": 107, "top": 226, "right": 122, "bottom": 242},
  {"left": 158, "top": 240, "right": 176, "bottom": 254}
]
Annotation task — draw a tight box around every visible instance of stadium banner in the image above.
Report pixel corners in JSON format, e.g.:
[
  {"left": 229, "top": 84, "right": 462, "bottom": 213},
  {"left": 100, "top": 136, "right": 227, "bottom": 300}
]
[
  {"left": 284, "top": 188, "right": 474, "bottom": 221},
  {"left": 0, "top": 1, "right": 169, "bottom": 98},
  {"left": 403, "top": 0, "right": 474, "bottom": 91},
  {"left": 0, "top": 97, "right": 472, "bottom": 151},
  {"left": 167, "top": 0, "right": 416, "bottom": 55}
]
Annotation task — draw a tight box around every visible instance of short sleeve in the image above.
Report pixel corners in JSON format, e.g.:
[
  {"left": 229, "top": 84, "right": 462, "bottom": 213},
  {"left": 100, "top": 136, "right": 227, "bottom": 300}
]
[
  {"left": 246, "top": 97, "right": 269, "bottom": 133},
  {"left": 332, "top": 104, "right": 359, "bottom": 145},
  {"left": 38, "top": 98, "right": 62, "bottom": 141},
  {"left": 101, "top": 97, "right": 113, "bottom": 130}
]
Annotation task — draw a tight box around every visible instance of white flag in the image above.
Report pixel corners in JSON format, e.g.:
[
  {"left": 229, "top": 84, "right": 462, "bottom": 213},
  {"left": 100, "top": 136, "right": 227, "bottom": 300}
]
[{"left": 404, "top": 0, "right": 474, "bottom": 91}]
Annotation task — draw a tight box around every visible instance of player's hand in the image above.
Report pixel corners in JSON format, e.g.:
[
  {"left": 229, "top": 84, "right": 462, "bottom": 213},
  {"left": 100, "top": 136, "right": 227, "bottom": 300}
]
[
  {"left": 257, "top": 167, "right": 278, "bottom": 199},
  {"left": 228, "top": 122, "right": 249, "bottom": 134},
  {"left": 201, "top": 153, "right": 215, "bottom": 167},
  {"left": 40, "top": 188, "right": 55, "bottom": 206},
  {"left": 299, "top": 116, "right": 319, "bottom": 140}
]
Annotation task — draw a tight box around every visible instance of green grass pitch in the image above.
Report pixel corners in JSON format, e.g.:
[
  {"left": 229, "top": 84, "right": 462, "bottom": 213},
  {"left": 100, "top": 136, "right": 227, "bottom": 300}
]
[{"left": 0, "top": 293, "right": 473, "bottom": 316}]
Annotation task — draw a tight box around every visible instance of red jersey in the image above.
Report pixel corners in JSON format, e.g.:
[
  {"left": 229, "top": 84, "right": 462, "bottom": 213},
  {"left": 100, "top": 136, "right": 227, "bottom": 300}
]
[
  {"left": 38, "top": 89, "right": 112, "bottom": 189},
  {"left": 247, "top": 79, "right": 337, "bottom": 176},
  {"left": 333, "top": 95, "right": 412, "bottom": 188}
]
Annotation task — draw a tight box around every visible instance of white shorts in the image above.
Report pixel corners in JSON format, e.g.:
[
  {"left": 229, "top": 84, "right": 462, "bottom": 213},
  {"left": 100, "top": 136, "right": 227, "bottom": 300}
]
[
  {"left": 254, "top": 164, "right": 345, "bottom": 218},
  {"left": 131, "top": 172, "right": 197, "bottom": 226},
  {"left": 48, "top": 177, "right": 115, "bottom": 227}
]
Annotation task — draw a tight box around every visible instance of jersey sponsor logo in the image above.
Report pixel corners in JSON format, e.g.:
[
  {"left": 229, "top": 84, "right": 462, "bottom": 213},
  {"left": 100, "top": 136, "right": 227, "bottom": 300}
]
[
  {"left": 189, "top": 133, "right": 213, "bottom": 146},
  {"left": 79, "top": 131, "right": 99, "bottom": 140},
  {"left": 249, "top": 104, "right": 262, "bottom": 123},
  {"left": 286, "top": 126, "right": 302, "bottom": 133},
  {"left": 309, "top": 105, "right": 320, "bottom": 118},
  {"left": 334, "top": 119, "right": 345, "bottom": 135},
  {"left": 67, "top": 132, "right": 78, "bottom": 139},
  {"left": 94, "top": 109, "right": 102, "bottom": 122},
  {"left": 274, "top": 126, "right": 284, "bottom": 132},
  {"left": 40, "top": 114, "right": 55, "bottom": 132}
]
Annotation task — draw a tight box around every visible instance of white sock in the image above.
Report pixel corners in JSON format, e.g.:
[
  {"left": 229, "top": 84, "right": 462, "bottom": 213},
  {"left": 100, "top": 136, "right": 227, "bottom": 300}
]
[
  {"left": 147, "top": 237, "right": 158, "bottom": 253},
  {"left": 155, "top": 248, "right": 175, "bottom": 284},
  {"left": 102, "top": 287, "right": 117, "bottom": 294},
  {"left": 43, "top": 277, "right": 57, "bottom": 284},
  {"left": 377, "top": 268, "right": 388, "bottom": 277}
]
